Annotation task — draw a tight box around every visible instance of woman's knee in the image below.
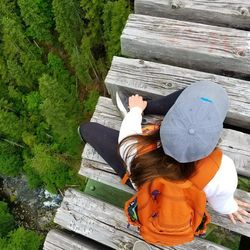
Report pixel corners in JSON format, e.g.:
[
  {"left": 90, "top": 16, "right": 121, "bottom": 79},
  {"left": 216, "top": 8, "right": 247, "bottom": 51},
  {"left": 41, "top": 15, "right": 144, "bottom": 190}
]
[{"left": 78, "top": 122, "right": 99, "bottom": 142}]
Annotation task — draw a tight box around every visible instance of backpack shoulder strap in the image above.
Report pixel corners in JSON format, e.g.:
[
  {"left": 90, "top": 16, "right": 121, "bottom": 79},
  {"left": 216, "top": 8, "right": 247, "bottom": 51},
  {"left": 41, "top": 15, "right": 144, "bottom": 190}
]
[{"left": 189, "top": 148, "right": 222, "bottom": 190}]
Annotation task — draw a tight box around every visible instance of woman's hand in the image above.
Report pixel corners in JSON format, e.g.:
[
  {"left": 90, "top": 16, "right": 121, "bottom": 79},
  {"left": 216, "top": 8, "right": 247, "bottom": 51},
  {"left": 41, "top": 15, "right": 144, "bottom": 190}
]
[
  {"left": 129, "top": 94, "right": 147, "bottom": 113},
  {"left": 228, "top": 199, "right": 250, "bottom": 224}
]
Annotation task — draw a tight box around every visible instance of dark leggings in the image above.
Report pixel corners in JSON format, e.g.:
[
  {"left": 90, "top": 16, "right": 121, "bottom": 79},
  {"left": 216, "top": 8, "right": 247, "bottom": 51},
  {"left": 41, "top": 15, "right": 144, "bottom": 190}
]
[{"left": 79, "top": 90, "right": 183, "bottom": 188}]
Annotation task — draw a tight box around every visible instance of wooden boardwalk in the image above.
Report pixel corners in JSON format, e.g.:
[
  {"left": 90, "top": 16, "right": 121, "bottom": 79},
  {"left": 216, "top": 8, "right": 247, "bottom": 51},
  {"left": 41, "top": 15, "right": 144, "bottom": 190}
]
[
  {"left": 135, "top": 0, "right": 250, "bottom": 30},
  {"left": 44, "top": 0, "right": 250, "bottom": 249},
  {"left": 121, "top": 14, "right": 250, "bottom": 77},
  {"left": 106, "top": 57, "right": 250, "bottom": 129},
  {"left": 43, "top": 229, "right": 110, "bottom": 250}
]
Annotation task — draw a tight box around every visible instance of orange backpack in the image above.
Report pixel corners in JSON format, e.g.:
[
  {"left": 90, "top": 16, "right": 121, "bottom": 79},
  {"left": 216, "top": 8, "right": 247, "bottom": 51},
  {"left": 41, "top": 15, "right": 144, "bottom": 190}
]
[{"left": 123, "top": 125, "right": 222, "bottom": 246}]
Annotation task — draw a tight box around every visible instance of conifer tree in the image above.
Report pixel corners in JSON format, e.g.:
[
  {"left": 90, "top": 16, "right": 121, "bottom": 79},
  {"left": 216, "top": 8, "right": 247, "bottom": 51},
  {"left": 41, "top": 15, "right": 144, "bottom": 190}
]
[
  {"left": 70, "top": 39, "right": 92, "bottom": 83},
  {"left": 80, "top": 0, "right": 108, "bottom": 81},
  {"left": 0, "top": 0, "right": 131, "bottom": 193},
  {"left": 0, "top": 79, "right": 8, "bottom": 100},
  {"left": 47, "top": 52, "right": 76, "bottom": 91},
  {"left": 80, "top": 0, "right": 107, "bottom": 46},
  {"left": 1, "top": 15, "right": 45, "bottom": 88},
  {"left": 0, "top": 141, "right": 23, "bottom": 176},
  {"left": 80, "top": 0, "right": 130, "bottom": 75},
  {"left": 0, "top": 201, "right": 15, "bottom": 237},
  {"left": 103, "top": 0, "right": 130, "bottom": 63},
  {"left": 0, "top": 227, "right": 43, "bottom": 250},
  {"left": 0, "top": 108, "right": 24, "bottom": 141},
  {"left": 52, "top": 0, "right": 83, "bottom": 55},
  {"left": 0, "top": 54, "right": 10, "bottom": 84},
  {"left": 39, "top": 73, "right": 81, "bottom": 154},
  {"left": 17, "top": 0, "right": 54, "bottom": 41},
  {"left": 30, "top": 144, "right": 73, "bottom": 193},
  {"left": 0, "top": 0, "right": 17, "bottom": 19},
  {"left": 52, "top": 0, "right": 94, "bottom": 83}
]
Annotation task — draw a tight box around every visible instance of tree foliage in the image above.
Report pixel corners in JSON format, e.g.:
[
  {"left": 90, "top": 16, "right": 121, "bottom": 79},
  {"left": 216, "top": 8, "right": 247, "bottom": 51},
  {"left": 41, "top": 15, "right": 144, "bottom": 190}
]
[
  {"left": 0, "top": 141, "right": 23, "bottom": 176},
  {"left": 80, "top": 0, "right": 107, "bottom": 45},
  {"left": 0, "top": 1, "right": 131, "bottom": 248},
  {"left": 28, "top": 144, "right": 73, "bottom": 193},
  {"left": 0, "top": 201, "right": 15, "bottom": 237},
  {"left": 39, "top": 73, "right": 81, "bottom": 154},
  {"left": 103, "top": 0, "right": 130, "bottom": 63},
  {"left": 0, "top": 0, "right": 131, "bottom": 193},
  {"left": 0, "top": 108, "right": 24, "bottom": 141},
  {"left": 52, "top": 0, "right": 83, "bottom": 54},
  {"left": 17, "top": 0, "right": 54, "bottom": 41},
  {"left": 1, "top": 19, "right": 45, "bottom": 90},
  {"left": 0, "top": 227, "right": 43, "bottom": 250}
]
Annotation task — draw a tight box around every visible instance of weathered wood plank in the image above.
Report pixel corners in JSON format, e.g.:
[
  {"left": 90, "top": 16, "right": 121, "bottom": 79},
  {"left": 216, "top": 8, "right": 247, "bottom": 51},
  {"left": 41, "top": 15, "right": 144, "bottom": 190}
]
[
  {"left": 105, "top": 56, "right": 250, "bottom": 129},
  {"left": 81, "top": 97, "right": 250, "bottom": 177},
  {"left": 54, "top": 189, "right": 230, "bottom": 250},
  {"left": 80, "top": 155, "right": 250, "bottom": 205},
  {"left": 121, "top": 14, "right": 250, "bottom": 77},
  {"left": 79, "top": 158, "right": 134, "bottom": 194},
  {"left": 43, "top": 229, "right": 108, "bottom": 250},
  {"left": 79, "top": 160, "right": 250, "bottom": 236},
  {"left": 80, "top": 157, "right": 250, "bottom": 202},
  {"left": 135, "top": 0, "right": 250, "bottom": 30}
]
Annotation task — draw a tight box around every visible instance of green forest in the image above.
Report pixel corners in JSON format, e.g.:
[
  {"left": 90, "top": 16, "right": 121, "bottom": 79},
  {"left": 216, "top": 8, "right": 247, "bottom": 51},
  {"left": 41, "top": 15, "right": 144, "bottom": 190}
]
[
  {"left": 1, "top": 1, "right": 249, "bottom": 250},
  {"left": 0, "top": 0, "right": 131, "bottom": 248}
]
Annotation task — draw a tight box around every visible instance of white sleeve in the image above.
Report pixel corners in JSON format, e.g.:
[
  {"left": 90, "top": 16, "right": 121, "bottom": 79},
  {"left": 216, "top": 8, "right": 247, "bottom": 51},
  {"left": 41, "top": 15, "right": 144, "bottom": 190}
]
[
  {"left": 204, "top": 154, "right": 238, "bottom": 214},
  {"left": 118, "top": 107, "right": 142, "bottom": 174},
  {"left": 118, "top": 107, "right": 143, "bottom": 190},
  {"left": 118, "top": 107, "right": 143, "bottom": 143}
]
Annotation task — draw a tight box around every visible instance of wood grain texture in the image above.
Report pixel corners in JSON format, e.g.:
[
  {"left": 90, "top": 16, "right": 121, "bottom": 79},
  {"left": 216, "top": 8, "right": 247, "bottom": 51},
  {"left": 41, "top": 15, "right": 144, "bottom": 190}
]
[
  {"left": 54, "top": 189, "right": 230, "bottom": 250},
  {"left": 79, "top": 156, "right": 250, "bottom": 204},
  {"left": 80, "top": 157, "right": 136, "bottom": 194},
  {"left": 135, "top": 0, "right": 250, "bottom": 29},
  {"left": 79, "top": 158, "right": 134, "bottom": 194},
  {"left": 43, "top": 229, "right": 109, "bottom": 250},
  {"left": 78, "top": 162, "right": 250, "bottom": 237},
  {"left": 121, "top": 14, "right": 250, "bottom": 77},
  {"left": 80, "top": 97, "right": 250, "bottom": 177},
  {"left": 78, "top": 173, "right": 250, "bottom": 237},
  {"left": 105, "top": 56, "right": 250, "bottom": 129}
]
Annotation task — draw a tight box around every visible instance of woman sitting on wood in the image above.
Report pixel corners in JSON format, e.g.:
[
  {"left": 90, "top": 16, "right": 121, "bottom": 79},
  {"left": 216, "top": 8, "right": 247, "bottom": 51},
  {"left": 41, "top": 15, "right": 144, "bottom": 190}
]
[{"left": 79, "top": 80, "right": 250, "bottom": 247}]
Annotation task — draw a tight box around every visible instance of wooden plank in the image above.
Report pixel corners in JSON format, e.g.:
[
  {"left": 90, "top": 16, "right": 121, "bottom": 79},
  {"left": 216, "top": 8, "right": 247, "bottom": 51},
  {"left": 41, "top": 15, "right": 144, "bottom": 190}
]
[
  {"left": 121, "top": 14, "right": 250, "bottom": 78},
  {"left": 207, "top": 188, "right": 250, "bottom": 235},
  {"left": 78, "top": 160, "right": 250, "bottom": 236},
  {"left": 135, "top": 0, "right": 250, "bottom": 30},
  {"left": 105, "top": 56, "right": 250, "bottom": 129},
  {"left": 80, "top": 158, "right": 134, "bottom": 194},
  {"left": 80, "top": 152, "right": 250, "bottom": 205},
  {"left": 43, "top": 229, "right": 109, "bottom": 250},
  {"left": 80, "top": 97, "right": 250, "bottom": 178},
  {"left": 80, "top": 155, "right": 250, "bottom": 203},
  {"left": 54, "top": 189, "right": 230, "bottom": 250},
  {"left": 219, "top": 130, "right": 250, "bottom": 178}
]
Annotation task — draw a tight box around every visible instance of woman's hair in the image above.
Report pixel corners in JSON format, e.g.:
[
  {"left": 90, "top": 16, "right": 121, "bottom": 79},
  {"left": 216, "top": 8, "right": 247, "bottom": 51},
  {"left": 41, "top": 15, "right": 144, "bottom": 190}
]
[{"left": 118, "top": 128, "right": 196, "bottom": 188}]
